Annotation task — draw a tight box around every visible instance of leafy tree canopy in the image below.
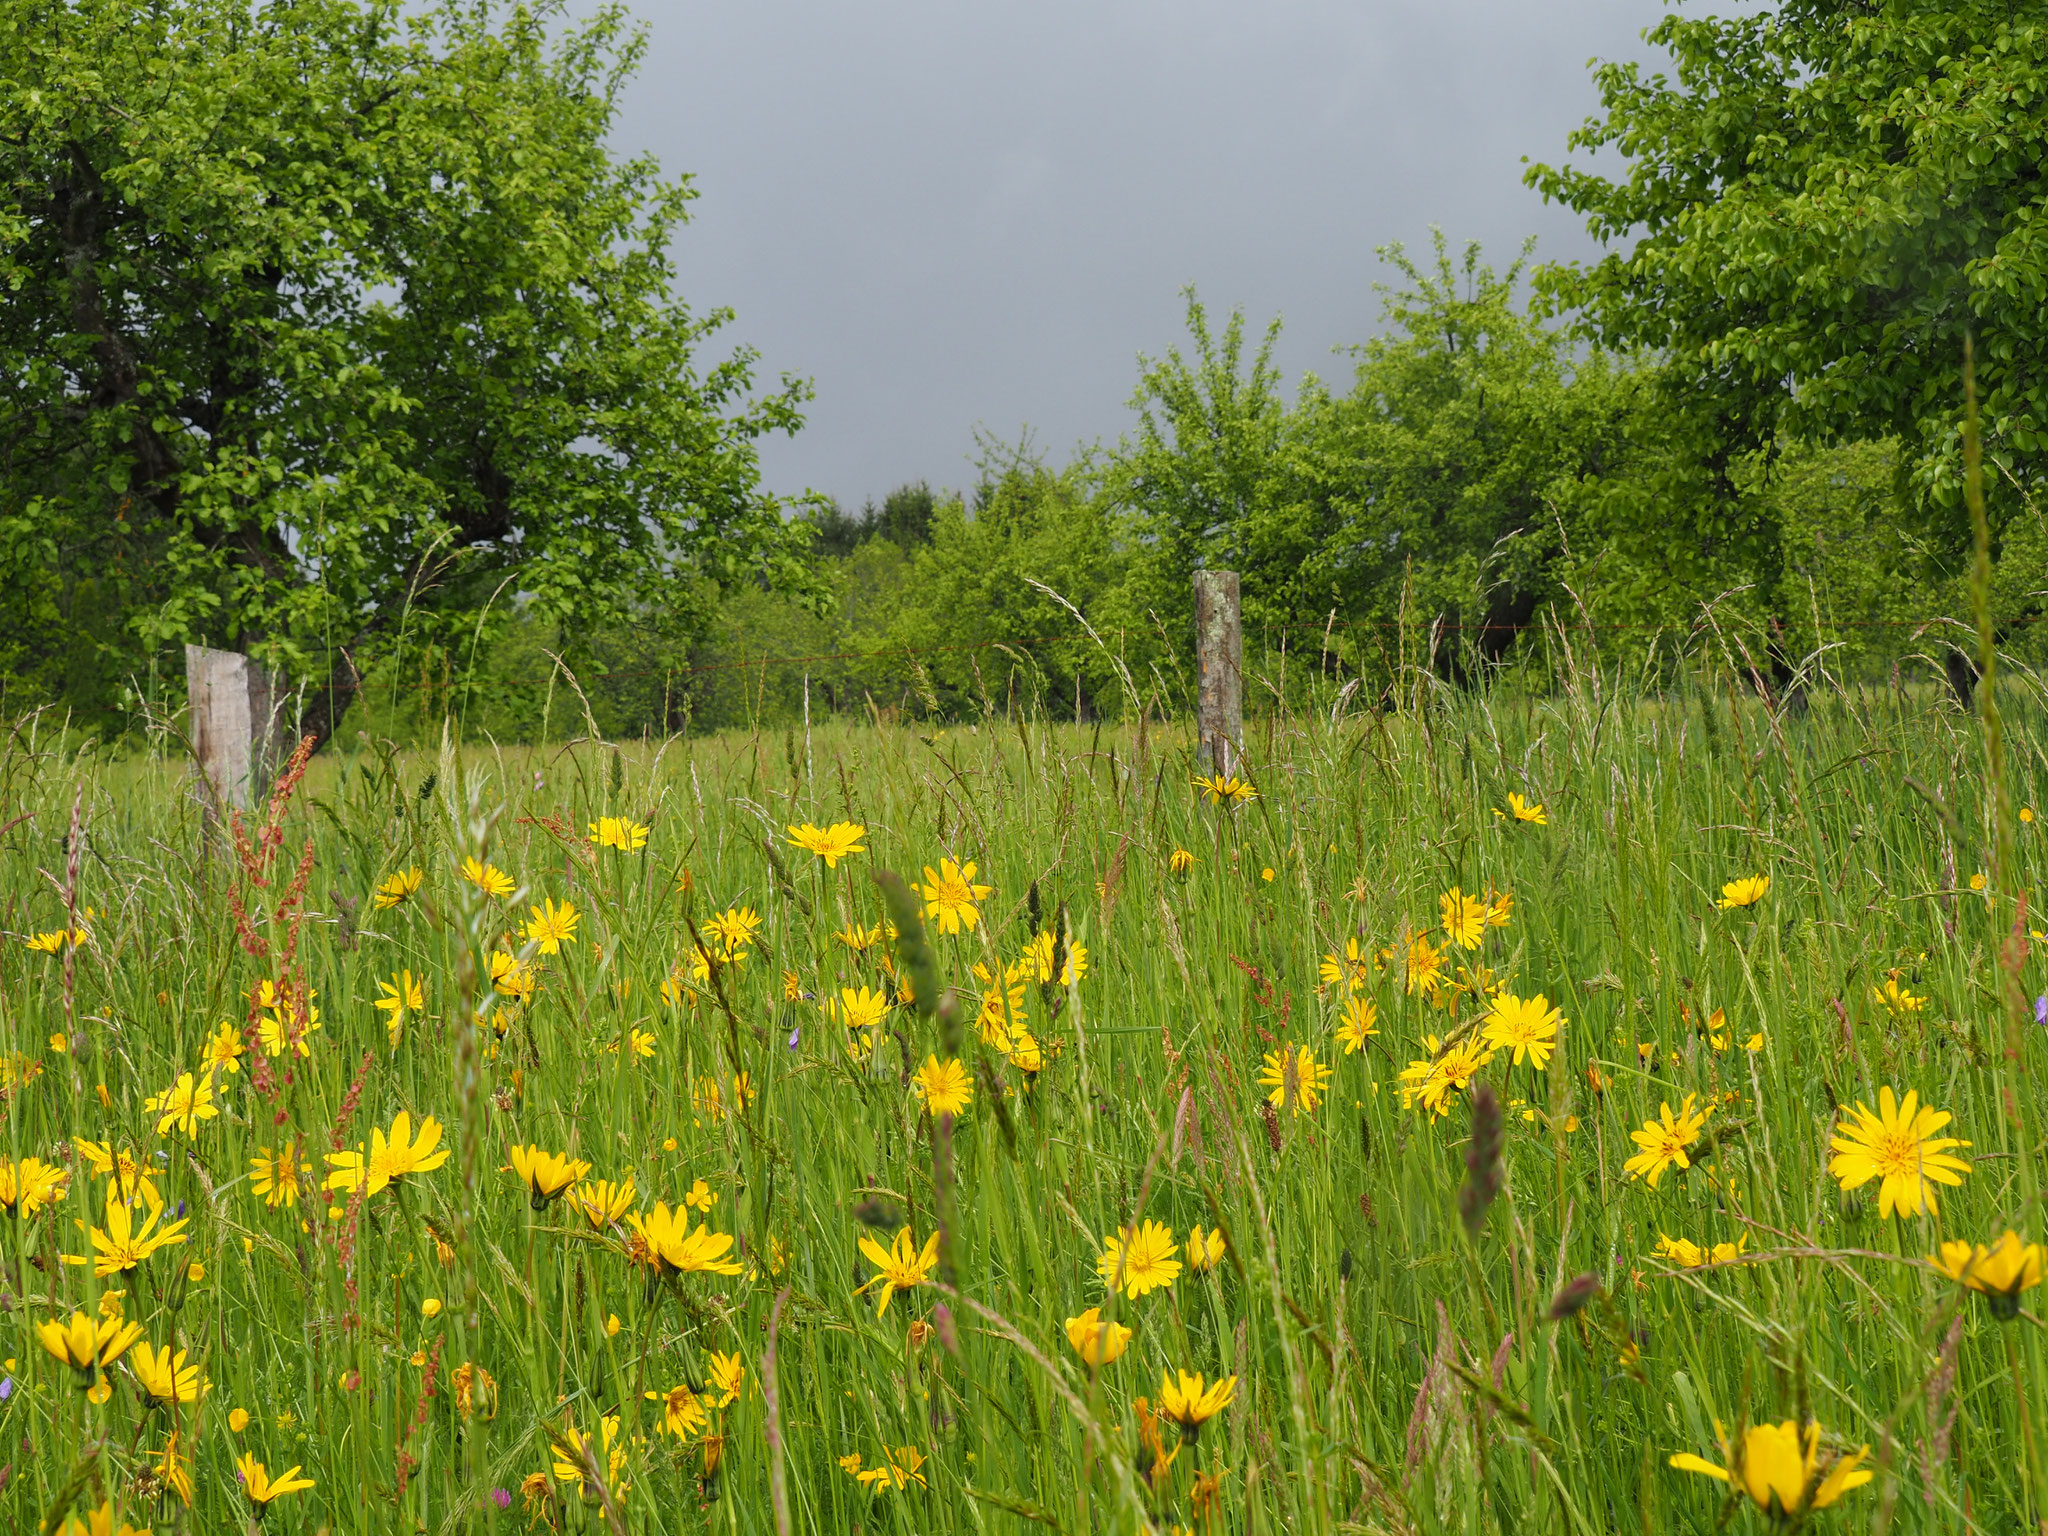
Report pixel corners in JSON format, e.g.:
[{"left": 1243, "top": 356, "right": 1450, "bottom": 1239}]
[
  {"left": 1526, "top": 0, "right": 2048, "bottom": 522},
  {"left": 0, "top": 0, "right": 819, "bottom": 738}
]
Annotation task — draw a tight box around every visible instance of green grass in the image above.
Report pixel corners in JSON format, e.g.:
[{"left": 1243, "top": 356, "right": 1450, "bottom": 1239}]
[{"left": 4, "top": 674, "right": 2048, "bottom": 1535}]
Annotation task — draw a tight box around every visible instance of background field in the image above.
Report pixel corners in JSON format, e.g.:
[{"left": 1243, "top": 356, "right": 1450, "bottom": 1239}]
[{"left": 4, "top": 663, "right": 2047, "bottom": 1534}]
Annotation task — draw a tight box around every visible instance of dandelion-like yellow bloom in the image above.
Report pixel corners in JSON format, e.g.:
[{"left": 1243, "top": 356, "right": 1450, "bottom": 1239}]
[
  {"left": 1653, "top": 1233, "right": 1747, "bottom": 1268},
  {"left": 830, "top": 985, "right": 892, "bottom": 1033},
  {"left": 73, "top": 1140, "right": 155, "bottom": 1210},
  {"left": 1023, "top": 929, "right": 1088, "bottom": 985},
  {"left": 855, "top": 1445, "right": 928, "bottom": 1492},
  {"left": 507, "top": 1145, "right": 590, "bottom": 1209},
  {"left": 1169, "top": 848, "right": 1197, "bottom": 876},
  {"left": 200, "top": 1021, "right": 245, "bottom": 1077},
  {"left": 148, "top": 1071, "right": 218, "bottom": 1139},
  {"left": 489, "top": 950, "right": 538, "bottom": 1002},
  {"left": 567, "top": 1178, "right": 636, "bottom": 1229},
  {"left": 374, "top": 867, "right": 423, "bottom": 910},
  {"left": 1872, "top": 975, "right": 1925, "bottom": 1016},
  {"left": 130, "top": 1341, "right": 208, "bottom": 1404},
  {"left": 1623, "top": 1095, "right": 1711, "bottom": 1188},
  {"left": 374, "top": 969, "right": 425, "bottom": 1045},
  {"left": 919, "top": 857, "right": 992, "bottom": 934},
  {"left": 550, "top": 1413, "right": 628, "bottom": 1493},
  {"left": 256, "top": 1003, "right": 321, "bottom": 1058},
  {"left": 1156, "top": 1369, "right": 1238, "bottom": 1436},
  {"left": 1504, "top": 793, "right": 1546, "bottom": 824},
  {"left": 1403, "top": 931, "right": 1447, "bottom": 997},
  {"left": 1669, "top": 1420, "right": 1871, "bottom": 1516},
  {"left": 786, "top": 821, "right": 867, "bottom": 867},
  {"left": 913, "top": 1055, "right": 974, "bottom": 1118},
  {"left": 523, "top": 898, "right": 580, "bottom": 954},
  {"left": 52, "top": 1499, "right": 149, "bottom": 1536},
  {"left": 856, "top": 1226, "right": 941, "bottom": 1316},
  {"left": 1319, "top": 937, "right": 1375, "bottom": 993},
  {"left": 459, "top": 856, "right": 516, "bottom": 898},
  {"left": 1065, "top": 1307, "right": 1132, "bottom": 1365},
  {"left": 589, "top": 816, "right": 650, "bottom": 853},
  {"left": 38, "top": 1310, "right": 145, "bottom": 1374},
  {"left": 681, "top": 1178, "right": 717, "bottom": 1213},
  {"left": 1257, "top": 1044, "right": 1331, "bottom": 1115},
  {"left": 1827, "top": 1086, "right": 1970, "bottom": 1219},
  {"left": 1185, "top": 1224, "right": 1227, "bottom": 1273},
  {"left": 1482, "top": 991, "right": 1564, "bottom": 1070},
  {"left": 1396, "top": 1034, "right": 1493, "bottom": 1119},
  {"left": 1097, "top": 1219, "right": 1182, "bottom": 1299},
  {"left": 708, "top": 905, "right": 763, "bottom": 951},
  {"left": 706, "top": 1349, "right": 746, "bottom": 1406},
  {"left": 0, "top": 1154, "right": 67, "bottom": 1218},
  {"left": 1716, "top": 874, "right": 1769, "bottom": 910},
  {"left": 325, "top": 1111, "right": 451, "bottom": 1199},
  {"left": 1191, "top": 772, "right": 1257, "bottom": 806},
  {"left": 62, "top": 1193, "right": 191, "bottom": 1277},
  {"left": 1929, "top": 1231, "right": 2046, "bottom": 1319},
  {"left": 249, "top": 1144, "right": 307, "bottom": 1210},
  {"left": 625, "top": 1202, "right": 746, "bottom": 1277},
  {"left": 646, "top": 1383, "right": 708, "bottom": 1438},
  {"left": 1440, "top": 888, "right": 1488, "bottom": 950},
  {"left": 236, "top": 1452, "right": 315, "bottom": 1505},
  {"left": 1335, "top": 996, "right": 1379, "bottom": 1054}
]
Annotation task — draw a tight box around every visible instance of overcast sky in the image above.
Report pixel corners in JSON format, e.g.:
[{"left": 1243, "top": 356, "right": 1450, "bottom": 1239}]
[{"left": 599, "top": 0, "right": 1662, "bottom": 507}]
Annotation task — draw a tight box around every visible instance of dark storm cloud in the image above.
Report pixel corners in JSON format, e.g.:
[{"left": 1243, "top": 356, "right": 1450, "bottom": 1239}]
[{"left": 600, "top": 0, "right": 1658, "bottom": 504}]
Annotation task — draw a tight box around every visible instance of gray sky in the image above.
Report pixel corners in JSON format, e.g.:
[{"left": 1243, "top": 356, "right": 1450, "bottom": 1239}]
[{"left": 607, "top": 0, "right": 1657, "bottom": 507}]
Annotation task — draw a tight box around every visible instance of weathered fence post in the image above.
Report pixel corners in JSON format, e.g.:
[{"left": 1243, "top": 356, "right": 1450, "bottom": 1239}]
[
  {"left": 1194, "top": 569, "right": 1242, "bottom": 777},
  {"left": 185, "top": 644, "right": 291, "bottom": 813}
]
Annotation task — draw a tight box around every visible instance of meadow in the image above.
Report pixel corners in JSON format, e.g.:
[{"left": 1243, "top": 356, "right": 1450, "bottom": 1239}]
[{"left": 4, "top": 662, "right": 2047, "bottom": 1535}]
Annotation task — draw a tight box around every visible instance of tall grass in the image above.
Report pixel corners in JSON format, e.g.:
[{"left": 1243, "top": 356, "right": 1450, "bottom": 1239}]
[{"left": 2, "top": 668, "right": 2045, "bottom": 1534}]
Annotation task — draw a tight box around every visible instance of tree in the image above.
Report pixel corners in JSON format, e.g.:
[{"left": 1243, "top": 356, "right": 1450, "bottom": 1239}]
[
  {"left": 1107, "top": 291, "right": 1339, "bottom": 643},
  {"left": 1313, "top": 235, "right": 1640, "bottom": 672},
  {"left": 1525, "top": 0, "right": 2048, "bottom": 528},
  {"left": 0, "top": 0, "right": 819, "bottom": 741}
]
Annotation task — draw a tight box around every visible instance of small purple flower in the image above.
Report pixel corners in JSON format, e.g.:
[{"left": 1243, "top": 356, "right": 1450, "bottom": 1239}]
[
  {"left": 787, "top": 1026, "right": 801, "bottom": 1050},
  {"left": 0, "top": 1376, "right": 14, "bottom": 1400},
  {"left": 492, "top": 1488, "right": 512, "bottom": 1510},
  {"left": 2035, "top": 994, "right": 2046, "bottom": 1026}
]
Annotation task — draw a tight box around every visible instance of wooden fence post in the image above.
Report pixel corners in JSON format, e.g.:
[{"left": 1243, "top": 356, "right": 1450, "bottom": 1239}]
[
  {"left": 1194, "top": 569, "right": 1242, "bottom": 777},
  {"left": 185, "top": 644, "right": 290, "bottom": 812}
]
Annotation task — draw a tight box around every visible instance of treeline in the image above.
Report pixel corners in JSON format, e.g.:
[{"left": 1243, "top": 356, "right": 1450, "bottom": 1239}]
[{"left": 346, "top": 238, "right": 2017, "bottom": 741}]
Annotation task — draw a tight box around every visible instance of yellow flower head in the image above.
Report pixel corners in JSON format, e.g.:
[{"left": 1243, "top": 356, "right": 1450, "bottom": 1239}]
[
  {"left": 1930, "top": 1230, "right": 2045, "bottom": 1319},
  {"left": 1504, "top": 792, "right": 1547, "bottom": 825},
  {"left": 589, "top": 816, "right": 650, "bottom": 853},
  {"left": 856, "top": 1225, "right": 941, "bottom": 1316},
  {"left": 1257, "top": 1044, "right": 1331, "bottom": 1115},
  {"left": 919, "top": 858, "right": 992, "bottom": 935},
  {"left": 38, "top": 1310, "right": 145, "bottom": 1374},
  {"left": 646, "top": 1382, "right": 709, "bottom": 1439},
  {"left": 325, "top": 1111, "right": 450, "bottom": 1200},
  {"left": 786, "top": 821, "right": 867, "bottom": 867},
  {"left": 1169, "top": 848, "right": 1197, "bottom": 876},
  {"left": 1403, "top": 931, "right": 1447, "bottom": 997},
  {"left": 568, "top": 1178, "right": 636, "bottom": 1229},
  {"left": 1191, "top": 772, "right": 1257, "bottom": 806},
  {"left": 148, "top": 1071, "right": 218, "bottom": 1139},
  {"left": 1623, "top": 1095, "right": 1712, "bottom": 1188},
  {"left": 1439, "top": 888, "right": 1488, "bottom": 950},
  {"left": 523, "top": 898, "right": 580, "bottom": 954},
  {"left": 1828, "top": 1086, "right": 1970, "bottom": 1219},
  {"left": 1481, "top": 991, "right": 1565, "bottom": 1070},
  {"left": 1669, "top": 1420, "right": 1871, "bottom": 1517},
  {"left": 1185, "top": 1224, "right": 1227, "bottom": 1274},
  {"left": 1716, "top": 874, "right": 1769, "bottom": 910},
  {"left": 1335, "top": 996, "right": 1379, "bottom": 1054},
  {"left": 1156, "top": 1369, "right": 1238, "bottom": 1436},
  {"left": 507, "top": 1144, "right": 590, "bottom": 1209},
  {"left": 130, "top": 1341, "right": 208, "bottom": 1404},
  {"left": 1097, "top": 1219, "right": 1182, "bottom": 1299},
  {"left": 459, "top": 856, "right": 516, "bottom": 899},
  {"left": 1653, "top": 1233, "right": 1747, "bottom": 1269},
  {"left": 1319, "top": 936, "right": 1376, "bottom": 993},
  {"left": 373, "top": 867, "right": 423, "bottom": 910},
  {"left": 236, "top": 1452, "right": 315, "bottom": 1505},
  {"left": 624, "top": 1202, "right": 745, "bottom": 1278},
  {"left": 249, "top": 1144, "right": 306, "bottom": 1210},
  {"left": 830, "top": 984, "right": 892, "bottom": 1033},
  {"left": 912, "top": 1055, "right": 974, "bottom": 1118},
  {"left": 1065, "top": 1307, "right": 1132, "bottom": 1366},
  {"left": 1396, "top": 1034, "right": 1493, "bottom": 1119}
]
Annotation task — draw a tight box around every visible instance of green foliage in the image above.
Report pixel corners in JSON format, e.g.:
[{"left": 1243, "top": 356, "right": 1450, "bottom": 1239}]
[
  {"left": 0, "top": 0, "right": 819, "bottom": 738},
  {"left": 1526, "top": 0, "right": 2048, "bottom": 521}
]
